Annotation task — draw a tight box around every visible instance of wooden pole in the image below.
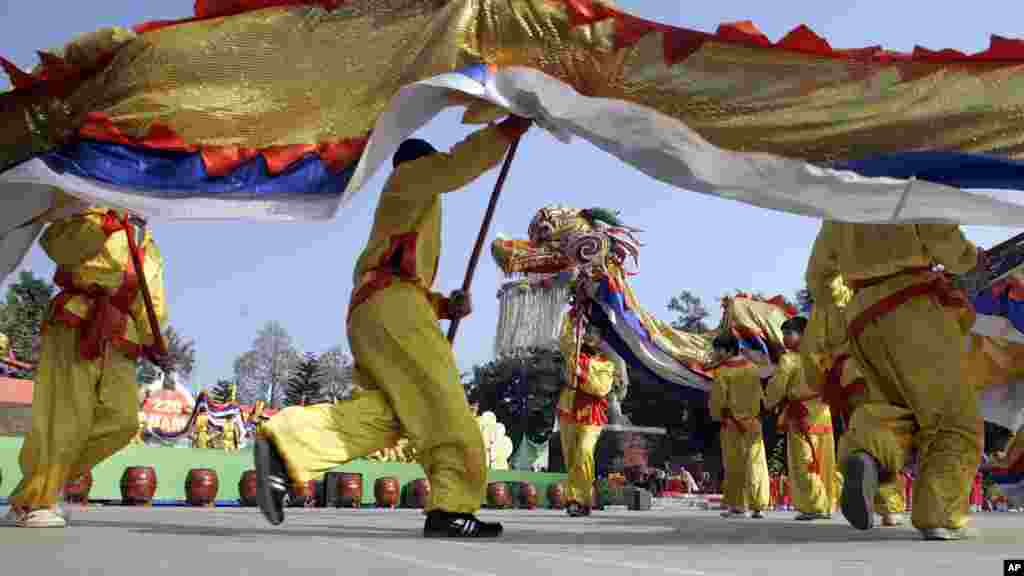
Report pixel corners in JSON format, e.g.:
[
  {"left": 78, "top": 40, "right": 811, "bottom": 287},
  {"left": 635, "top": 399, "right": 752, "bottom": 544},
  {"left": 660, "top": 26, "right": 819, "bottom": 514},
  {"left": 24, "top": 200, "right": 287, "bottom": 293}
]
[
  {"left": 121, "top": 215, "right": 168, "bottom": 358},
  {"left": 447, "top": 137, "right": 521, "bottom": 343}
]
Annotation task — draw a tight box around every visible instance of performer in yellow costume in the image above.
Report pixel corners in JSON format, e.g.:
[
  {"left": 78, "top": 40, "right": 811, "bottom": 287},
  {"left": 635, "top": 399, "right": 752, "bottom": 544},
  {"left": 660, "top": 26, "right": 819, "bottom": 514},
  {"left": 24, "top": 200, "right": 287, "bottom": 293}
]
[
  {"left": 193, "top": 406, "right": 210, "bottom": 449},
  {"left": 764, "top": 316, "right": 836, "bottom": 521},
  {"left": 0, "top": 332, "right": 12, "bottom": 376},
  {"left": 709, "top": 333, "right": 770, "bottom": 518},
  {"left": 557, "top": 317, "right": 616, "bottom": 517},
  {"left": 255, "top": 114, "right": 531, "bottom": 538},
  {"left": 4, "top": 208, "right": 167, "bottom": 528},
  {"left": 807, "top": 220, "right": 981, "bottom": 540},
  {"left": 826, "top": 346, "right": 908, "bottom": 526},
  {"left": 805, "top": 259, "right": 906, "bottom": 524}
]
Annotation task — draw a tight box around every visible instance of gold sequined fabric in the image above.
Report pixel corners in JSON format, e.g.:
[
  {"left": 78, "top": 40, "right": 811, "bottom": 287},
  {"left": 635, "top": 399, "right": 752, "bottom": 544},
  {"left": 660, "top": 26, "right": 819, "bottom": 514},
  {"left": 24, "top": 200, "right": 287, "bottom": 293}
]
[{"left": 5, "top": 0, "right": 1024, "bottom": 160}]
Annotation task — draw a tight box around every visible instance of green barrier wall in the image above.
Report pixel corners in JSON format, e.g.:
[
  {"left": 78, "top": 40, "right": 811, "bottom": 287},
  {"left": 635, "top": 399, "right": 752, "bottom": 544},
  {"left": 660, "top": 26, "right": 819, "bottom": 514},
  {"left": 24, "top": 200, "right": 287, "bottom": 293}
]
[{"left": 0, "top": 437, "right": 566, "bottom": 506}]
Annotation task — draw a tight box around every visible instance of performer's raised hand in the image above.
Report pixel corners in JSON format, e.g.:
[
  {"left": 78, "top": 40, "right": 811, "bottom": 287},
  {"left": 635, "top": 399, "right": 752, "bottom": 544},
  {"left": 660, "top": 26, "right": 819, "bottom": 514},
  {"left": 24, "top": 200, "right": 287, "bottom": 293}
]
[{"left": 448, "top": 290, "right": 473, "bottom": 320}]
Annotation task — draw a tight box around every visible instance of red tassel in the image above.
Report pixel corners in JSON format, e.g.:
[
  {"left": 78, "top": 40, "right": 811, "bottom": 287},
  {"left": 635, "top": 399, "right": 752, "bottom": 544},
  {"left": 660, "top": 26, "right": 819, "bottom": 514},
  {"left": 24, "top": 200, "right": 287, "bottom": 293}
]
[
  {"left": 613, "top": 12, "right": 659, "bottom": 50},
  {"left": 715, "top": 21, "right": 771, "bottom": 47},
  {"left": 562, "top": 0, "right": 614, "bottom": 28},
  {"left": 663, "top": 28, "right": 710, "bottom": 65},
  {"left": 778, "top": 25, "right": 832, "bottom": 55},
  {"left": 982, "top": 35, "right": 1024, "bottom": 60}
]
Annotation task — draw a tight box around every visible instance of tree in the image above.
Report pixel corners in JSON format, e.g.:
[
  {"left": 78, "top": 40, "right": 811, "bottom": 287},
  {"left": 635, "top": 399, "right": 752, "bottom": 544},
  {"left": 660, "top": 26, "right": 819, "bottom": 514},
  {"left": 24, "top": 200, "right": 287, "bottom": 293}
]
[
  {"left": 317, "top": 345, "right": 354, "bottom": 401},
  {"left": 233, "top": 320, "right": 300, "bottom": 408},
  {"left": 285, "top": 353, "right": 327, "bottom": 407},
  {"left": 0, "top": 270, "right": 54, "bottom": 367},
  {"left": 210, "top": 379, "right": 237, "bottom": 404},
  {"left": 471, "top": 347, "right": 564, "bottom": 452},
  {"left": 135, "top": 325, "right": 197, "bottom": 390},
  {"left": 667, "top": 290, "right": 710, "bottom": 333}
]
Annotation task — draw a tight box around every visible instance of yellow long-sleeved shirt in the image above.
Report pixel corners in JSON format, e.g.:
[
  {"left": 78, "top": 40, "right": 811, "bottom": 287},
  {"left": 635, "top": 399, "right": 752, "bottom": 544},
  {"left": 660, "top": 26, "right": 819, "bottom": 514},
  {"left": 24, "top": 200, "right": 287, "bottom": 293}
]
[
  {"left": 709, "top": 358, "right": 763, "bottom": 427},
  {"left": 765, "top": 351, "right": 832, "bottom": 430},
  {"left": 351, "top": 124, "right": 513, "bottom": 316},
  {"left": 42, "top": 207, "right": 167, "bottom": 353},
  {"left": 557, "top": 314, "right": 616, "bottom": 424},
  {"left": 805, "top": 220, "right": 978, "bottom": 292}
]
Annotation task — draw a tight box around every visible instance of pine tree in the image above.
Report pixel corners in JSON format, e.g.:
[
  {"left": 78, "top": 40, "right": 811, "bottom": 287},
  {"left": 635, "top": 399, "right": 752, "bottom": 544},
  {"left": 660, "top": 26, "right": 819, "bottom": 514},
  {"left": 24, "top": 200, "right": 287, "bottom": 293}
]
[
  {"left": 0, "top": 270, "right": 54, "bottom": 369},
  {"left": 210, "top": 379, "right": 236, "bottom": 404},
  {"left": 767, "top": 434, "right": 787, "bottom": 477},
  {"left": 285, "top": 353, "right": 326, "bottom": 407}
]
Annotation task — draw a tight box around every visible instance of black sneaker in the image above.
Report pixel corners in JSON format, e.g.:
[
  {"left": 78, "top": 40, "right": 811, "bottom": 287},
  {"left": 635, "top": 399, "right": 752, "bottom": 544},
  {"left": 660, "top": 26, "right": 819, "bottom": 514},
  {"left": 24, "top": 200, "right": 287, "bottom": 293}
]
[
  {"left": 841, "top": 452, "right": 880, "bottom": 531},
  {"left": 254, "top": 436, "right": 290, "bottom": 525},
  {"left": 566, "top": 502, "right": 586, "bottom": 517},
  {"left": 423, "top": 510, "right": 503, "bottom": 538}
]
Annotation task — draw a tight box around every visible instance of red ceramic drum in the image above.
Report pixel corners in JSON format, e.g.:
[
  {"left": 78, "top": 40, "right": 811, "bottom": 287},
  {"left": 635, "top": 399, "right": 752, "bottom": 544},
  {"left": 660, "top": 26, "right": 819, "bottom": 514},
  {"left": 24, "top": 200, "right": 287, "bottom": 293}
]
[
  {"left": 374, "top": 477, "right": 399, "bottom": 508},
  {"left": 120, "top": 466, "right": 157, "bottom": 505},
  {"left": 63, "top": 470, "right": 93, "bottom": 504},
  {"left": 238, "top": 470, "right": 257, "bottom": 507},
  {"left": 185, "top": 468, "right": 219, "bottom": 507},
  {"left": 305, "top": 479, "right": 320, "bottom": 508},
  {"left": 486, "top": 482, "right": 509, "bottom": 509},
  {"left": 288, "top": 479, "right": 318, "bottom": 508},
  {"left": 516, "top": 482, "right": 538, "bottom": 509},
  {"left": 403, "top": 478, "right": 431, "bottom": 509},
  {"left": 546, "top": 482, "right": 565, "bottom": 509},
  {"left": 335, "top": 473, "right": 363, "bottom": 508}
]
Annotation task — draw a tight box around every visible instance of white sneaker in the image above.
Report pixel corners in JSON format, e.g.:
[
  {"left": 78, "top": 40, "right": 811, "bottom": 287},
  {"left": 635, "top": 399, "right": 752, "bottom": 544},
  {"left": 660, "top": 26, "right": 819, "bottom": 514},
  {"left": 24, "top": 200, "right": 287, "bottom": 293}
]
[
  {"left": 881, "top": 513, "right": 905, "bottom": 526},
  {"left": 16, "top": 508, "right": 66, "bottom": 528}
]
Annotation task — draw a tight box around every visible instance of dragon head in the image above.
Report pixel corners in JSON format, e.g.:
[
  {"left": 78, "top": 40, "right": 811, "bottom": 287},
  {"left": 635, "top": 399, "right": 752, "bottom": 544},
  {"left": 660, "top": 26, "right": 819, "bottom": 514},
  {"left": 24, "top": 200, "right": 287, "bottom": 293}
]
[{"left": 491, "top": 205, "right": 641, "bottom": 277}]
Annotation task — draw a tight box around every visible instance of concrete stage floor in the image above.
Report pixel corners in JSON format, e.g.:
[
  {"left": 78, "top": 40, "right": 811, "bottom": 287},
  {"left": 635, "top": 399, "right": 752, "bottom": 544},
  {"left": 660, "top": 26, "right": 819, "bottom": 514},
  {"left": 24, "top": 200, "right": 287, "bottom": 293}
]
[{"left": 1, "top": 505, "right": 1020, "bottom": 575}]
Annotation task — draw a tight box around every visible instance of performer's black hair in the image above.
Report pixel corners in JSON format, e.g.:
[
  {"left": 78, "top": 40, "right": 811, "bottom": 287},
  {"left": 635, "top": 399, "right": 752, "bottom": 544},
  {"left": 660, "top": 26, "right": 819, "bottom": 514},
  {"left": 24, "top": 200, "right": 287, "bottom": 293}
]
[
  {"left": 712, "top": 333, "right": 740, "bottom": 356},
  {"left": 781, "top": 316, "right": 808, "bottom": 334},
  {"left": 393, "top": 138, "right": 437, "bottom": 167}
]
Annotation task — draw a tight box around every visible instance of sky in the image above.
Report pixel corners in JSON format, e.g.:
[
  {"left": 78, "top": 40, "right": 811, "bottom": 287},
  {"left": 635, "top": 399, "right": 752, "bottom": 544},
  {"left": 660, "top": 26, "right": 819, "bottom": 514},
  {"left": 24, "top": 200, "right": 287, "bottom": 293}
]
[{"left": 1, "top": 0, "right": 1022, "bottom": 392}]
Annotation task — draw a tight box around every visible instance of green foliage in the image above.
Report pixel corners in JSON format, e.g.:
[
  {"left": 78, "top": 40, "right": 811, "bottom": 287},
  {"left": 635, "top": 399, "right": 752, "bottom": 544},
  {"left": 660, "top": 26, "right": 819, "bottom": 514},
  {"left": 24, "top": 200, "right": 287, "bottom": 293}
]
[
  {"left": 0, "top": 270, "right": 55, "bottom": 369},
  {"left": 470, "top": 347, "right": 564, "bottom": 448},
  {"left": 766, "top": 433, "right": 787, "bottom": 477},
  {"left": 285, "top": 352, "right": 327, "bottom": 407},
  {"left": 667, "top": 290, "right": 710, "bottom": 333},
  {"left": 210, "top": 379, "right": 237, "bottom": 404},
  {"left": 316, "top": 345, "right": 353, "bottom": 401},
  {"left": 135, "top": 325, "right": 196, "bottom": 389}
]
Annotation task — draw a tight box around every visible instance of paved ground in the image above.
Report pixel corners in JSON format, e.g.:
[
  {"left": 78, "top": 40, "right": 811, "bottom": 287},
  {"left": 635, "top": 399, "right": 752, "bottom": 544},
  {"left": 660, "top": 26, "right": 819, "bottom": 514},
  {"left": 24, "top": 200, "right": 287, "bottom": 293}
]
[{"left": 1, "top": 505, "right": 1020, "bottom": 575}]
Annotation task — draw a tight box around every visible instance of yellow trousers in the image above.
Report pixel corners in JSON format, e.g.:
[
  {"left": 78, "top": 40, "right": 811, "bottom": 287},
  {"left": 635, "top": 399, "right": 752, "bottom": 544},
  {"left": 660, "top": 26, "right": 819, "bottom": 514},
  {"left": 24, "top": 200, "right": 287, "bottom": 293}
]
[
  {"left": 845, "top": 296, "right": 979, "bottom": 530},
  {"left": 558, "top": 420, "right": 602, "bottom": 506},
  {"left": 836, "top": 431, "right": 906, "bottom": 515},
  {"left": 261, "top": 283, "right": 487, "bottom": 514},
  {"left": 786, "top": 429, "right": 836, "bottom": 515},
  {"left": 720, "top": 424, "right": 770, "bottom": 512},
  {"left": 10, "top": 324, "right": 139, "bottom": 509}
]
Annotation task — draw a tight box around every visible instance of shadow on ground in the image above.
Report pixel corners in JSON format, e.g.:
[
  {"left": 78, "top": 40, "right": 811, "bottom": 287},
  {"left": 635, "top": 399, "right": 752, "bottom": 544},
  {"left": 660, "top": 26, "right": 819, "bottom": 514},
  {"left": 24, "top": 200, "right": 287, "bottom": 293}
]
[{"left": 69, "top": 512, "right": 930, "bottom": 546}]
